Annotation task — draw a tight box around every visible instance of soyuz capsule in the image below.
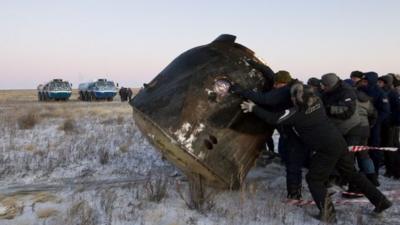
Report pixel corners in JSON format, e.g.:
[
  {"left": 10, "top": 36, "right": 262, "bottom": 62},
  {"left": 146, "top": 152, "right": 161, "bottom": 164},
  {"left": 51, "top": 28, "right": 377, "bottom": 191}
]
[{"left": 130, "top": 34, "right": 275, "bottom": 189}]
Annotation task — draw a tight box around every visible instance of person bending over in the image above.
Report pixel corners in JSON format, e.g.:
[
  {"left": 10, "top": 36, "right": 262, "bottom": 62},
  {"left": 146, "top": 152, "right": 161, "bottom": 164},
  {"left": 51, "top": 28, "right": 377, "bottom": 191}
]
[{"left": 240, "top": 83, "right": 392, "bottom": 223}]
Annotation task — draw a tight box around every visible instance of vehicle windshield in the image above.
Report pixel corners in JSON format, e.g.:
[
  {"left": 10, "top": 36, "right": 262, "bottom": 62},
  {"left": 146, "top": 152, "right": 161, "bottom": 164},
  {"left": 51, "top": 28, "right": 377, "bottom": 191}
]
[
  {"left": 96, "top": 81, "right": 115, "bottom": 90},
  {"left": 51, "top": 82, "right": 71, "bottom": 91}
]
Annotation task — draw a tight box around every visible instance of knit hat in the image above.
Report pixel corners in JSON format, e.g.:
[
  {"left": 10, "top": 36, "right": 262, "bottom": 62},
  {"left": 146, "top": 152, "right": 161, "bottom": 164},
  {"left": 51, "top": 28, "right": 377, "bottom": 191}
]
[
  {"left": 273, "top": 70, "right": 292, "bottom": 84},
  {"left": 321, "top": 73, "right": 340, "bottom": 89},
  {"left": 307, "top": 77, "right": 320, "bottom": 87},
  {"left": 378, "top": 75, "right": 394, "bottom": 87},
  {"left": 350, "top": 70, "right": 364, "bottom": 79},
  {"left": 389, "top": 73, "right": 400, "bottom": 87}
]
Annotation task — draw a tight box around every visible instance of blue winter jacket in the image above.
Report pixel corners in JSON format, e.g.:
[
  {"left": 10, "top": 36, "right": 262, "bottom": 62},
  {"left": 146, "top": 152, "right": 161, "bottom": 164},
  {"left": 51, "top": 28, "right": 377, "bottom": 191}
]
[
  {"left": 383, "top": 87, "right": 400, "bottom": 126},
  {"left": 359, "top": 72, "right": 390, "bottom": 124},
  {"left": 359, "top": 72, "right": 390, "bottom": 146}
]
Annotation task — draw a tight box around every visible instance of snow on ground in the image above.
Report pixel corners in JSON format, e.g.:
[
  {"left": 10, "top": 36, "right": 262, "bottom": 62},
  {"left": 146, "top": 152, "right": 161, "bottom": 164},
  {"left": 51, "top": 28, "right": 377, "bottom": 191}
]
[{"left": 0, "top": 100, "right": 399, "bottom": 225}]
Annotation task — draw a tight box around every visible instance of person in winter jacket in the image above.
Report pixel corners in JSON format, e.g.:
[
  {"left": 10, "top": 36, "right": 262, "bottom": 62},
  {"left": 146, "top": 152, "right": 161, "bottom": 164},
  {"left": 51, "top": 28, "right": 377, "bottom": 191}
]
[
  {"left": 230, "top": 69, "right": 310, "bottom": 200},
  {"left": 344, "top": 78, "right": 379, "bottom": 185},
  {"left": 350, "top": 70, "right": 364, "bottom": 85},
  {"left": 390, "top": 73, "right": 400, "bottom": 91},
  {"left": 377, "top": 75, "right": 400, "bottom": 126},
  {"left": 240, "top": 84, "right": 392, "bottom": 223},
  {"left": 354, "top": 90, "right": 379, "bottom": 184},
  {"left": 320, "top": 73, "right": 379, "bottom": 195},
  {"left": 378, "top": 75, "right": 400, "bottom": 179},
  {"left": 320, "top": 73, "right": 360, "bottom": 136},
  {"left": 358, "top": 72, "right": 391, "bottom": 174},
  {"left": 307, "top": 77, "right": 322, "bottom": 96}
]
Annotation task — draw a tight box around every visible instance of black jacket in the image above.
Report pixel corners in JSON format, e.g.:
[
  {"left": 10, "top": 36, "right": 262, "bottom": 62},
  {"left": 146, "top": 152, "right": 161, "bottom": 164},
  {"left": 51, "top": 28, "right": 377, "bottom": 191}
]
[
  {"left": 236, "top": 80, "right": 303, "bottom": 146},
  {"left": 382, "top": 87, "right": 400, "bottom": 126},
  {"left": 321, "top": 81, "right": 360, "bottom": 135},
  {"left": 238, "top": 80, "right": 300, "bottom": 112},
  {"left": 252, "top": 99, "right": 347, "bottom": 152}
]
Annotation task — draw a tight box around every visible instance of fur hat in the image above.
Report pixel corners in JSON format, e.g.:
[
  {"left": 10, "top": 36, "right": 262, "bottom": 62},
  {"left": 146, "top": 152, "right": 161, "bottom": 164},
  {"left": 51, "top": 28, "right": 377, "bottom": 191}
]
[
  {"left": 273, "top": 70, "right": 292, "bottom": 84},
  {"left": 290, "top": 83, "right": 318, "bottom": 109}
]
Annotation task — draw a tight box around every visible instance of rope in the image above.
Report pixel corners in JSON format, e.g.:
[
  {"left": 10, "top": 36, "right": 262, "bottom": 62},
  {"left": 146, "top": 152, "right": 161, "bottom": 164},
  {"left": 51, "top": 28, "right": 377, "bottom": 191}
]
[{"left": 348, "top": 146, "right": 398, "bottom": 152}]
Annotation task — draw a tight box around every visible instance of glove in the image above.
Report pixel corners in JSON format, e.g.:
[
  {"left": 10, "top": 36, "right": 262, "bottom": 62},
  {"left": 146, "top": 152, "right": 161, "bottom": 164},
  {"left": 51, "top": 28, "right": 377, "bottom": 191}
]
[
  {"left": 241, "top": 100, "right": 256, "bottom": 113},
  {"left": 229, "top": 83, "right": 244, "bottom": 94}
]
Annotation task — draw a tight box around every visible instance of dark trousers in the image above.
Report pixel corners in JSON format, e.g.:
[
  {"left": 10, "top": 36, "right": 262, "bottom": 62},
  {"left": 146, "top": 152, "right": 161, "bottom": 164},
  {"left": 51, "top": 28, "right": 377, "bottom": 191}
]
[
  {"left": 369, "top": 123, "right": 384, "bottom": 173},
  {"left": 278, "top": 135, "right": 288, "bottom": 163},
  {"left": 266, "top": 136, "right": 275, "bottom": 153},
  {"left": 306, "top": 147, "right": 388, "bottom": 210},
  {"left": 280, "top": 134, "right": 310, "bottom": 191},
  {"left": 382, "top": 126, "right": 400, "bottom": 177}
]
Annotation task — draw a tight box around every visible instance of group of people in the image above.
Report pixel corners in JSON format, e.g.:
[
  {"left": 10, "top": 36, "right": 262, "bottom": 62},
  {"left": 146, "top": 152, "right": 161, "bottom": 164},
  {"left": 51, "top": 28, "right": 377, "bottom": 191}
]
[
  {"left": 230, "top": 62, "right": 398, "bottom": 222},
  {"left": 119, "top": 86, "right": 133, "bottom": 102}
]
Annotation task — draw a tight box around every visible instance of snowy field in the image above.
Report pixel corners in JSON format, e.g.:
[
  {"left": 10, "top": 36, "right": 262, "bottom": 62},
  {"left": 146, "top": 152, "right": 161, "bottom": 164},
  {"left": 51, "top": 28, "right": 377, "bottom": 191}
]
[{"left": 0, "top": 90, "right": 399, "bottom": 225}]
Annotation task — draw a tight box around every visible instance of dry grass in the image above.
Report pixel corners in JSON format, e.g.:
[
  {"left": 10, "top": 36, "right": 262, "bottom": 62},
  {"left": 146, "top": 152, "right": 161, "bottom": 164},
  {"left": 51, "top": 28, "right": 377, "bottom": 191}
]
[
  {"left": 25, "top": 144, "right": 36, "bottom": 152},
  {"left": 59, "top": 118, "right": 76, "bottom": 133},
  {"left": 0, "top": 196, "right": 23, "bottom": 219},
  {"left": 99, "top": 148, "right": 109, "bottom": 165},
  {"left": 144, "top": 174, "right": 169, "bottom": 203},
  {"left": 39, "top": 105, "right": 71, "bottom": 118},
  {"left": 67, "top": 200, "right": 96, "bottom": 225},
  {"left": 17, "top": 110, "right": 40, "bottom": 129},
  {"left": 0, "top": 88, "right": 140, "bottom": 104},
  {"left": 36, "top": 208, "right": 59, "bottom": 219},
  {"left": 0, "top": 89, "right": 39, "bottom": 103},
  {"left": 117, "top": 115, "right": 124, "bottom": 124},
  {"left": 31, "top": 192, "right": 58, "bottom": 204},
  {"left": 119, "top": 144, "right": 129, "bottom": 153},
  {"left": 175, "top": 179, "right": 216, "bottom": 212},
  {"left": 0, "top": 89, "right": 137, "bottom": 130}
]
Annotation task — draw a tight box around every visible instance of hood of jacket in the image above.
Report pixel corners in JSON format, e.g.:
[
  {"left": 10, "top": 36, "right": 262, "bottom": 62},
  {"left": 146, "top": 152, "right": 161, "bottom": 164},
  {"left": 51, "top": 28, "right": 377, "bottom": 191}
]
[{"left": 363, "top": 72, "right": 379, "bottom": 86}]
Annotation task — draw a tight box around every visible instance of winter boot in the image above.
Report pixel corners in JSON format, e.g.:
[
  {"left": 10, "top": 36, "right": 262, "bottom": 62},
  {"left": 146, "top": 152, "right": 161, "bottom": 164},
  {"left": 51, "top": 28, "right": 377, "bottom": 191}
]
[
  {"left": 287, "top": 185, "right": 302, "bottom": 200},
  {"left": 342, "top": 183, "right": 364, "bottom": 199},
  {"left": 366, "top": 173, "right": 380, "bottom": 187},
  {"left": 373, "top": 198, "right": 392, "bottom": 214},
  {"left": 317, "top": 198, "right": 337, "bottom": 223}
]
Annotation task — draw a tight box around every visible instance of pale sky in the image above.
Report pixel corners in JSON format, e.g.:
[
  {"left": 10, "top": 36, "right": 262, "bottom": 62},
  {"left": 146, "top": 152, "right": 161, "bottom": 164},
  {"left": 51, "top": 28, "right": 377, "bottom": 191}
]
[{"left": 1, "top": 0, "right": 399, "bottom": 89}]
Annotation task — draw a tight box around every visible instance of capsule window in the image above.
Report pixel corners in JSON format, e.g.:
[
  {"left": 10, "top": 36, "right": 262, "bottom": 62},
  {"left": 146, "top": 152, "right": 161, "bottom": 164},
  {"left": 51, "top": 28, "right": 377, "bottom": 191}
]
[
  {"left": 209, "top": 135, "right": 218, "bottom": 144},
  {"left": 204, "top": 139, "right": 213, "bottom": 150},
  {"left": 213, "top": 78, "right": 231, "bottom": 97}
]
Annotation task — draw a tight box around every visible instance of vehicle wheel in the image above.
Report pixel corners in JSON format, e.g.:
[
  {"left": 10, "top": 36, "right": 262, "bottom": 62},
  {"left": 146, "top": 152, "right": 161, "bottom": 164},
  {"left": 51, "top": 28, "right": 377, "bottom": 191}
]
[
  {"left": 107, "top": 97, "right": 113, "bottom": 102},
  {"left": 86, "top": 92, "right": 91, "bottom": 101}
]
